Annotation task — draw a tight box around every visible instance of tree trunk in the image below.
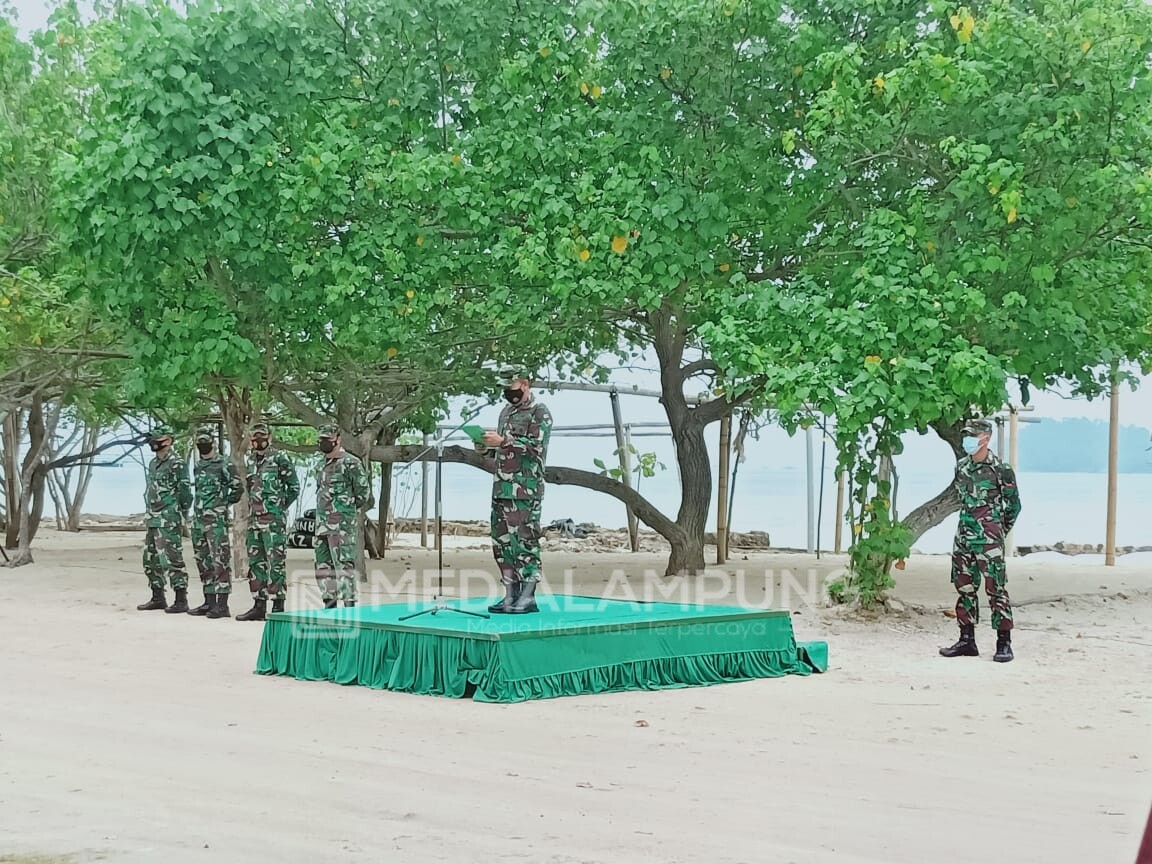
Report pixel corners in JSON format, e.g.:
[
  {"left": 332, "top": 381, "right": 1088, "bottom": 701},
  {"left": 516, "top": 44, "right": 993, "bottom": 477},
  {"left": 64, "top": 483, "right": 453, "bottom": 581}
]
[
  {"left": 901, "top": 483, "right": 959, "bottom": 542},
  {"left": 666, "top": 417, "right": 710, "bottom": 575},
  {"left": 7, "top": 397, "right": 59, "bottom": 567},
  {"left": 46, "top": 469, "right": 68, "bottom": 531},
  {"left": 651, "top": 300, "right": 711, "bottom": 575},
  {"left": 66, "top": 424, "right": 101, "bottom": 531},
  {"left": 898, "top": 419, "right": 966, "bottom": 545},
  {"left": 2, "top": 409, "right": 20, "bottom": 549}
]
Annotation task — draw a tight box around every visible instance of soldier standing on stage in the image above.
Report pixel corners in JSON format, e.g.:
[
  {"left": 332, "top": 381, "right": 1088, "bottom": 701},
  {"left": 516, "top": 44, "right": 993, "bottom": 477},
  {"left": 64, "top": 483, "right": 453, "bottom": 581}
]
[
  {"left": 188, "top": 426, "right": 243, "bottom": 619},
  {"left": 237, "top": 422, "right": 301, "bottom": 622},
  {"left": 481, "top": 367, "right": 553, "bottom": 614},
  {"left": 314, "top": 424, "right": 372, "bottom": 608},
  {"left": 940, "top": 417, "right": 1022, "bottom": 663},
  {"left": 137, "top": 425, "right": 193, "bottom": 613}
]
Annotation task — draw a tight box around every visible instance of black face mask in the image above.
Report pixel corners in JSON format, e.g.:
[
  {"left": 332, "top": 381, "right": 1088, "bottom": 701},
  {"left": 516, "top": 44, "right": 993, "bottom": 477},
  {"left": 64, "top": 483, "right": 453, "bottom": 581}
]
[
  {"left": 503, "top": 388, "right": 524, "bottom": 405},
  {"left": 149, "top": 441, "right": 165, "bottom": 453},
  {"left": 196, "top": 442, "right": 214, "bottom": 456},
  {"left": 252, "top": 439, "right": 270, "bottom": 453},
  {"left": 318, "top": 439, "right": 337, "bottom": 454}
]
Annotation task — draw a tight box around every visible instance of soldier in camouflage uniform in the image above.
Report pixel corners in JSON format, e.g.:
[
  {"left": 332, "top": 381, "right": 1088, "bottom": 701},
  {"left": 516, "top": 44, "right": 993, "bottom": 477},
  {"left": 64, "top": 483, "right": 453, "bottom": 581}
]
[
  {"left": 136, "top": 425, "right": 194, "bottom": 613},
  {"left": 481, "top": 367, "right": 553, "bottom": 614},
  {"left": 237, "top": 422, "right": 301, "bottom": 622},
  {"left": 188, "top": 426, "right": 243, "bottom": 619},
  {"left": 314, "top": 424, "right": 372, "bottom": 608},
  {"left": 940, "top": 418, "right": 1022, "bottom": 663}
]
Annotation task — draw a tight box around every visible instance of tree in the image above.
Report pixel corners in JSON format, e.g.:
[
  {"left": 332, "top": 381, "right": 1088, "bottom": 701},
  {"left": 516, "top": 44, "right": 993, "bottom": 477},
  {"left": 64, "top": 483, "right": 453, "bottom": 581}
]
[
  {"left": 0, "top": 8, "right": 130, "bottom": 565},
  {"left": 702, "top": 0, "right": 1152, "bottom": 602}
]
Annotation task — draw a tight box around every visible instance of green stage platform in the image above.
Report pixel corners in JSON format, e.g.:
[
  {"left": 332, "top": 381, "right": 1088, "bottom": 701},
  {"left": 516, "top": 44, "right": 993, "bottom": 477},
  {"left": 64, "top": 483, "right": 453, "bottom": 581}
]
[{"left": 255, "top": 595, "right": 828, "bottom": 703}]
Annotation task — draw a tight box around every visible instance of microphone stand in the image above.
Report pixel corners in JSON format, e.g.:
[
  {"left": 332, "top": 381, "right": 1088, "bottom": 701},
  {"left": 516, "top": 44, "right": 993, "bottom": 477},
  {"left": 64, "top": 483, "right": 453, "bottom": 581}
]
[{"left": 399, "top": 412, "right": 491, "bottom": 621}]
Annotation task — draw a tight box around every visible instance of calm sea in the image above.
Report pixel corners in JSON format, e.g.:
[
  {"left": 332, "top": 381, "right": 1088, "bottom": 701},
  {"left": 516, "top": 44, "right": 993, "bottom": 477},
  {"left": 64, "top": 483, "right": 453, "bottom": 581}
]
[{"left": 80, "top": 436, "right": 1150, "bottom": 555}]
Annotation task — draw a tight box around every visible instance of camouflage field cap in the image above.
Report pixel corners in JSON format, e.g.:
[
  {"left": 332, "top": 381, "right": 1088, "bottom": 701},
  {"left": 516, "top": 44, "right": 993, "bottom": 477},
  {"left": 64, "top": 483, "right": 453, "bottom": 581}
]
[
  {"left": 149, "top": 424, "right": 175, "bottom": 441},
  {"left": 498, "top": 365, "right": 532, "bottom": 386},
  {"left": 317, "top": 423, "right": 340, "bottom": 439},
  {"left": 250, "top": 422, "right": 270, "bottom": 437},
  {"left": 194, "top": 425, "right": 215, "bottom": 443},
  {"left": 963, "top": 418, "right": 993, "bottom": 435}
]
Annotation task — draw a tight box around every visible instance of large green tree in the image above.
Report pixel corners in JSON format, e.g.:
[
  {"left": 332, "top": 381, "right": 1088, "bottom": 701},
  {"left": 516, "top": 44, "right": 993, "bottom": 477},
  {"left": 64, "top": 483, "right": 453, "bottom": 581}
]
[
  {"left": 1, "top": 7, "right": 130, "bottom": 565},
  {"left": 703, "top": 0, "right": 1152, "bottom": 601}
]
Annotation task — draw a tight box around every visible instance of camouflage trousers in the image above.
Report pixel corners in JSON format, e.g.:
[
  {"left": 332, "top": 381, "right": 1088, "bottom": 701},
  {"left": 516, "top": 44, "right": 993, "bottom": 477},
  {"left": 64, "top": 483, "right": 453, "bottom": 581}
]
[
  {"left": 192, "top": 510, "right": 232, "bottom": 595},
  {"left": 490, "top": 497, "right": 543, "bottom": 584},
  {"left": 143, "top": 525, "right": 189, "bottom": 591},
  {"left": 951, "top": 544, "right": 1013, "bottom": 631},
  {"left": 315, "top": 529, "right": 358, "bottom": 602},
  {"left": 247, "top": 519, "right": 288, "bottom": 601}
]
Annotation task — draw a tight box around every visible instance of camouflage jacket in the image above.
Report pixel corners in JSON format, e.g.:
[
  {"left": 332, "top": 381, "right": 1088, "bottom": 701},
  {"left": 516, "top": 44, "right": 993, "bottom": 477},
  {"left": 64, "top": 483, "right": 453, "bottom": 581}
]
[
  {"left": 953, "top": 453, "right": 1022, "bottom": 550},
  {"left": 246, "top": 449, "right": 301, "bottom": 527},
  {"left": 315, "top": 449, "right": 372, "bottom": 535},
  {"left": 491, "top": 396, "right": 552, "bottom": 501},
  {"left": 193, "top": 453, "right": 243, "bottom": 517},
  {"left": 144, "top": 451, "right": 192, "bottom": 528}
]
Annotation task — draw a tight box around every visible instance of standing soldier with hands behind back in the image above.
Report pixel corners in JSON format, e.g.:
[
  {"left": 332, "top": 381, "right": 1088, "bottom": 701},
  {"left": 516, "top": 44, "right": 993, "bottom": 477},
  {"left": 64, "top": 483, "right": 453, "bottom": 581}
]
[
  {"left": 940, "top": 418, "right": 1022, "bottom": 663},
  {"left": 136, "top": 425, "right": 193, "bottom": 613},
  {"left": 187, "top": 426, "right": 243, "bottom": 619},
  {"left": 314, "top": 424, "right": 372, "bottom": 609},
  {"left": 236, "top": 422, "right": 300, "bottom": 622}
]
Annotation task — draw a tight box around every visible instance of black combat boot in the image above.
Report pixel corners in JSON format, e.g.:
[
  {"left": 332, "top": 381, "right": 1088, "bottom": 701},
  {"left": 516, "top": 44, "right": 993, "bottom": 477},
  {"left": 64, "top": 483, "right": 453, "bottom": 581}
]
[
  {"left": 488, "top": 581, "right": 518, "bottom": 613},
  {"left": 344, "top": 600, "right": 356, "bottom": 607},
  {"left": 165, "top": 588, "right": 189, "bottom": 614},
  {"left": 993, "top": 630, "right": 1014, "bottom": 663},
  {"left": 187, "top": 592, "right": 213, "bottom": 616},
  {"left": 939, "top": 624, "right": 979, "bottom": 657},
  {"left": 508, "top": 580, "right": 539, "bottom": 614},
  {"left": 236, "top": 599, "right": 266, "bottom": 621},
  {"left": 323, "top": 598, "right": 338, "bottom": 609},
  {"left": 206, "top": 593, "right": 231, "bottom": 619},
  {"left": 137, "top": 587, "right": 167, "bottom": 611},
  {"left": 271, "top": 599, "right": 285, "bottom": 614}
]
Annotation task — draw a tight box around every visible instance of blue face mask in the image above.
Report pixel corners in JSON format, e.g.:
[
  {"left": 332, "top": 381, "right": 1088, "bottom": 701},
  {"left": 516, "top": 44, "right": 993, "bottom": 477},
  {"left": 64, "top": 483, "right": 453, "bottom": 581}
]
[{"left": 962, "top": 436, "right": 981, "bottom": 455}]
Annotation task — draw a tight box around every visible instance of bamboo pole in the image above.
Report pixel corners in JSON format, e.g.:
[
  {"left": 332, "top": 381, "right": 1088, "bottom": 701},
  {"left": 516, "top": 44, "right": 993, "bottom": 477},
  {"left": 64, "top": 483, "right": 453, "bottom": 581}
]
[
  {"left": 1007, "top": 407, "right": 1019, "bottom": 556},
  {"left": 833, "top": 470, "right": 846, "bottom": 554},
  {"left": 805, "top": 425, "right": 815, "bottom": 553},
  {"left": 420, "top": 433, "right": 430, "bottom": 548},
  {"left": 1004, "top": 410, "right": 1022, "bottom": 557},
  {"left": 1106, "top": 376, "right": 1120, "bottom": 566},
  {"left": 716, "top": 413, "right": 731, "bottom": 564}
]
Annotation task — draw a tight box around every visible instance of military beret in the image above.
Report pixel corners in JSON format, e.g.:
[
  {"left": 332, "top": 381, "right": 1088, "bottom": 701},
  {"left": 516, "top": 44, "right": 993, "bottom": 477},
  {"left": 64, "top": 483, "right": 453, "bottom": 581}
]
[
  {"left": 963, "top": 418, "right": 993, "bottom": 435},
  {"left": 317, "top": 423, "right": 340, "bottom": 439},
  {"left": 250, "top": 422, "right": 270, "bottom": 436},
  {"left": 149, "top": 424, "right": 175, "bottom": 440},
  {"left": 194, "top": 425, "right": 215, "bottom": 442},
  {"left": 498, "top": 365, "right": 533, "bottom": 386}
]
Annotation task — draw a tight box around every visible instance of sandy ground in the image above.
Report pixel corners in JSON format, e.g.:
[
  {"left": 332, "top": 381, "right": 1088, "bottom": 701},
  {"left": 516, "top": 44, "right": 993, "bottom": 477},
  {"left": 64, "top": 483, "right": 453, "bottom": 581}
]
[{"left": 1, "top": 529, "right": 1150, "bottom": 864}]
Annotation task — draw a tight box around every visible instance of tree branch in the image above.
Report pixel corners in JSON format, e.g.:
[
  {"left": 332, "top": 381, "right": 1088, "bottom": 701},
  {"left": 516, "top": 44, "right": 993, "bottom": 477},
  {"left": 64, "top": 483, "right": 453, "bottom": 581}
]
[{"left": 365, "top": 444, "right": 681, "bottom": 541}]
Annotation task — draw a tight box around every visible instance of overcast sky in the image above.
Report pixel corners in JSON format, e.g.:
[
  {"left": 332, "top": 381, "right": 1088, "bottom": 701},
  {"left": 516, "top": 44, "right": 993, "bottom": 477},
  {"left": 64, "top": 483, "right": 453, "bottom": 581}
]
[{"left": 10, "top": 0, "right": 1151, "bottom": 430}]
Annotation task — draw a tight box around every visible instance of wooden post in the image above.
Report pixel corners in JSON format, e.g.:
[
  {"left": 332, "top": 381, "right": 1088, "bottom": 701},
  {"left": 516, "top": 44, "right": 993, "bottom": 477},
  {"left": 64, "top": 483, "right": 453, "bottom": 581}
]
[
  {"left": 1105, "top": 375, "right": 1120, "bottom": 566},
  {"left": 716, "top": 412, "right": 731, "bottom": 564},
  {"left": 1007, "top": 407, "right": 1019, "bottom": 556},
  {"left": 609, "top": 389, "right": 639, "bottom": 552},
  {"left": 377, "top": 459, "right": 392, "bottom": 555},
  {"left": 805, "top": 425, "right": 815, "bottom": 553},
  {"left": 420, "top": 433, "right": 430, "bottom": 548},
  {"left": 833, "top": 470, "right": 846, "bottom": 554}
]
